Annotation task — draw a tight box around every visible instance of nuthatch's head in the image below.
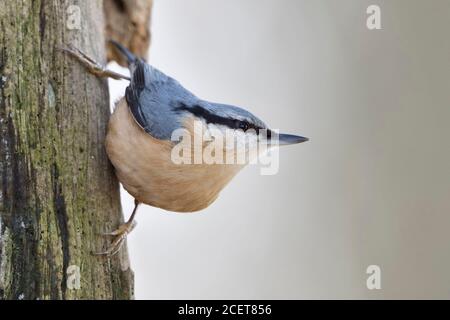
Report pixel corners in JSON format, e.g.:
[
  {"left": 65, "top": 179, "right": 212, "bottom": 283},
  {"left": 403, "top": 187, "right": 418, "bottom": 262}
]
[{"left": 174, "top": 100, "right": 308, "bottom": 162}]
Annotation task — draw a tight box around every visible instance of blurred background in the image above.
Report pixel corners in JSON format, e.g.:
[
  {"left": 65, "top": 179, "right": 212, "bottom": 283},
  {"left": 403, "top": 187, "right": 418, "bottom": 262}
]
[{"left": 108, "top": 0, "right": 450, "bottom": 299}]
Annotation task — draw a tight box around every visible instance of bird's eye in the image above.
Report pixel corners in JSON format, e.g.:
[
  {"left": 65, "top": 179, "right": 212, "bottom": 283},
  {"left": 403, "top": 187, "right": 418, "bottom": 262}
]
[{"left": 239, "top": 121, "right": 249, "bottom": 131}]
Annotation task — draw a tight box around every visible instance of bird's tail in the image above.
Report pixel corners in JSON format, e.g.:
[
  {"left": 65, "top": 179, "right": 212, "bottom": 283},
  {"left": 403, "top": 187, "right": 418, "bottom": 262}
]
[{"left": 109, "top": 40, "right": 137, "bottom": 64}]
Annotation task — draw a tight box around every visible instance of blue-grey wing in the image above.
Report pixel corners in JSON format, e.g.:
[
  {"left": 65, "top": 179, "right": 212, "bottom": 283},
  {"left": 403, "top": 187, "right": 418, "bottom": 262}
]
[{"left": 125, "top": 60, "right": 197, "bottom": 140}]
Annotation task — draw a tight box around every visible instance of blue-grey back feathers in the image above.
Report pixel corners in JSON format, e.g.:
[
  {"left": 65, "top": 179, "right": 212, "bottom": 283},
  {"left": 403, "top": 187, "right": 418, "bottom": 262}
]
[{"left": 126, "top": 61, "right": 197, "bottom": 139}]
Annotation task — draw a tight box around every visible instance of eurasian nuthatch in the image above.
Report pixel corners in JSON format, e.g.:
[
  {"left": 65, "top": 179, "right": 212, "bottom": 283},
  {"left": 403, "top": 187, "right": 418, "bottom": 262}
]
[{"left": 63, "top": 41, "right": 308, "bottom": 255}]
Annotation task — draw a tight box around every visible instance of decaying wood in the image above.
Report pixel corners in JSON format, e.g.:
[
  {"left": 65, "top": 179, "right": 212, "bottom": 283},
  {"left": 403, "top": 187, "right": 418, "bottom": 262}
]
[
  {"left": 104, "top": 0, "right": 153, "bottom": 66},
  {"left": 0, "top": 0, "right": 139, "bottom": 299}
]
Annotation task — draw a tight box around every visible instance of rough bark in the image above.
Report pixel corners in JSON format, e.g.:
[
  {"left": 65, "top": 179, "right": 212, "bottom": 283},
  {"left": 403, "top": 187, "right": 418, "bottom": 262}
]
[
  {"left": 104, "top": 0, "right": 153, "bottom": 66},
  {"left": 0, "top": 0, "right": 135, "bottom": 299}
]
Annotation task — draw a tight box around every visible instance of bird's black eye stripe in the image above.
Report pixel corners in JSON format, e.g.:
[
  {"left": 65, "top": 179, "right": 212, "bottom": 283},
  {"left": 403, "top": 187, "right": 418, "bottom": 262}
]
[{"left": 175, "top": 102, "right": 266, "bottom": 134}]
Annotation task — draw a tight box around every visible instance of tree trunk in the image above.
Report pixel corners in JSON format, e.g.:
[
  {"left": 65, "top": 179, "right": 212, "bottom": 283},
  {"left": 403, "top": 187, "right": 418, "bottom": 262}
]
[{"left": 0, "top": 0, "right": 150, "bottom": 300}]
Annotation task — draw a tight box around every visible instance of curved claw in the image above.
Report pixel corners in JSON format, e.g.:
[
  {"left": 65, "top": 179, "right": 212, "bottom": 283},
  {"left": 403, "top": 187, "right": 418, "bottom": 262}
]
[
  {"left": 92, "top": 236, "right": 125, "bottom": 256},
  {"left": 101, "top": 221, "right": 137, "bottom": 236},
  {"left": 93, "top": 201, "right": 141, "bottom": 257},
  {"left": 93, "top": 221, "right": 137, "bottom": 257},
  {"left": 61, "top": 44, "right": 130, "bottom": 81}
]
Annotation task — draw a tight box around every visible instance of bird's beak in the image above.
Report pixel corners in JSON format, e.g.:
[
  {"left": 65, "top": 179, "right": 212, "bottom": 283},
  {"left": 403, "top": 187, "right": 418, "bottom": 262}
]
[{"left": 276, "top": 133, "right": 309, "bottom": 146}]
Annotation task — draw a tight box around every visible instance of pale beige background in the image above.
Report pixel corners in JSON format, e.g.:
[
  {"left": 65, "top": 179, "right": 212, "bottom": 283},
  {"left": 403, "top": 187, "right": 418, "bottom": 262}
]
[{"left": 108, "top": 0, "right": 450, "bottom": 299}]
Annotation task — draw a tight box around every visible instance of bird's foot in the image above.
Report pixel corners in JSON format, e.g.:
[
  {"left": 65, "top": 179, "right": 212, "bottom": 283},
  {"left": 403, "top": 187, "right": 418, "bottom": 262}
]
[
  {"left": 93, "top": 221, "right": 137, "bottom": 257},
  {"left": 61, "top": 44, "right": 130, "bottom": 81}
]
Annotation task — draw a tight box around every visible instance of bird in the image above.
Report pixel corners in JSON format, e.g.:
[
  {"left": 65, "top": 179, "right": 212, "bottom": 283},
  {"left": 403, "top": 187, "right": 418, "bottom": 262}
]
[{"left": 63, "top": 41, "right": 308, "bottom": 256}]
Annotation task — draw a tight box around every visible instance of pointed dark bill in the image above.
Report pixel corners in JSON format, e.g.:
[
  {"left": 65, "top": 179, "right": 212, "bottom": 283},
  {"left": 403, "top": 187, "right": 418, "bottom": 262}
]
[
  {"left": 258, "top": 132, "right": 309, "bottom": 146},
  {"left": 277, "top": 133, "right": 309, "bottom": 145}
]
